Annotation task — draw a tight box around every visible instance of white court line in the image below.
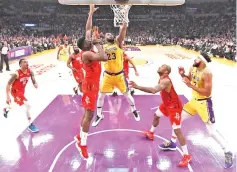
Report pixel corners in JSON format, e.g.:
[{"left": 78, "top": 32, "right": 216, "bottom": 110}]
[
  {"left": 48, "top": 129, "right": 193, "bottom": 172},
  {"left": 151, "top": 106, "right": 158, "bottom": 110}
]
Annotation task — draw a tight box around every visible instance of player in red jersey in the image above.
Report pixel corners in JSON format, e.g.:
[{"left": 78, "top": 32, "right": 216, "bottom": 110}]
[
  {"left": 73, "top": 5, "right": 108, "bottom": 159},
  {"left": 3, "top": 58, "right": 39, "bottom": 133},
  {"left": 67, "top": 46, "right": 84, "bottom": 94},
  {"left": 129, "top": 64, "right": 191, "bottom": 167},
  {"left": 112, "top": 52, "right": 139, "bottom": 96}
]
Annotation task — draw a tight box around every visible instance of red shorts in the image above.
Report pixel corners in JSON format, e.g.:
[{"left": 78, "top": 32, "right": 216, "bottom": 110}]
[
  {"left": 158, "top": 103, "right": 182, "bottom": 127},
  {"left": 73, "top": 71, "right": 84, "bottom": 84},
  {"left": 11, "top": 89, "right": 27, "bottom": 106},
  {"left": 124, "top": 70, "right": 129, "bottom": 79},
  {"left": 81, "top": 81, "right": 99, "bottom": 111}
]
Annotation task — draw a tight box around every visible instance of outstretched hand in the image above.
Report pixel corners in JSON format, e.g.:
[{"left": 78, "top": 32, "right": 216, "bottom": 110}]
[
  {"left": 129, "top": 81, "right": 138, "bottom": 89},
  {"left": 182, "top": 77, "right": 192, "bottom": 87},
  {"left": 89, "top": 5, "right": 99, "bottom": 14}
]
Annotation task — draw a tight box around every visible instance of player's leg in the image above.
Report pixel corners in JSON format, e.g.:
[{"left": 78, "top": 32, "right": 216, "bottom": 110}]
[
  {"left": 143, "top": 105, "right": 166, "bottom": 140},
  {"left": 73, "top": 72, "right": 83, "bottom": 95},
  {"left": 116, "top": 73, "right": 140, "bottom": 121},
  {"left": 93, "top": 74, "right": 114, "bottom": 127},
  {"left": 126, "top": 77, "right": 135, "bottom": 95},
  {"left": 197, "top": 98, "right": 233, "bottom": 168},
  {"left": 23, "top": 101, "right": 39, "bottom": 133},
  {"left": 160, "top": 100, "right": 196, "bottom": 149},
  {"left": 168, "top": 109, "right": 191, "bottom": 167},
  {"left": 75, "top": 92, "right": 97, "bottom": 159}
]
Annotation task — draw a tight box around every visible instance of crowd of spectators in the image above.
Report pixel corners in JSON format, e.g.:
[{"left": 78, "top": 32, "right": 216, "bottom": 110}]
[{"left": 0, "top": 0, "right": 236, "bottom": 61}]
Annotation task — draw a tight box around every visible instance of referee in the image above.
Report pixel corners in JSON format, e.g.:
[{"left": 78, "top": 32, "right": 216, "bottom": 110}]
[{"left": 0, "top": 41, "right": 10, "bottom": 73}]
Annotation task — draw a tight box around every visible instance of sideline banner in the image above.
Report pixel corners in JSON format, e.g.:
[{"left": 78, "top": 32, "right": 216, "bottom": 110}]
[{"left": 8, "top": 46, "right": 32, "bottom": 60}]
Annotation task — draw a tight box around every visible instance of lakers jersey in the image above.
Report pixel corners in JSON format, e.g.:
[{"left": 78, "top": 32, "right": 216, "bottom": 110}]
[
  {"left": 191, "top": 67, "right": 211, "bottom": 99},
  {"left": 104, "top": 44, "right": 124, "bottom": 73},
  {"left": 60, "top": 46, "right": 69, "bottom": 57}
]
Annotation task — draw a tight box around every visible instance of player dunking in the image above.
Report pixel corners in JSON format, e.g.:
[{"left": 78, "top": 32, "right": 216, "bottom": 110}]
[
  {"left": 130, "top": 64, "right": 191, "bottom": 167},
  {"left": 112, "top": 52, "right": 139, "bottom": 96},
  {"left": 74, "top": 5, "right": 107, "bottom": 159},
  {"left": 3, "top": 59, "right": 39, "bottom": 133},
  {"left": 67, "top": 46, "right": 84, "bottom": 94},
  {"left": 92, "top": 23, "right": 140, "bottom": 127},
  {"left": 164, "top": 53, "right": 233, "bottom": 168}
]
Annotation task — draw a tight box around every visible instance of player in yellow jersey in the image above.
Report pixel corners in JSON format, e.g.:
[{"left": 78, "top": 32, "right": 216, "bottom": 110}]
[
  {"left": 160, "top": 53, "right": 233, "bottom": 169},
  {"left": 92, "top": 23, "right": 140, "bottom": 127},
  {"left": 57, "top": 41, "right": 71, "bottom": 61}
]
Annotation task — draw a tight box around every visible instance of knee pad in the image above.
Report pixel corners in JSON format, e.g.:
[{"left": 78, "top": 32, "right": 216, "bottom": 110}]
[{"left": 206, "top": 124, "right": 216, "bottom": 136}]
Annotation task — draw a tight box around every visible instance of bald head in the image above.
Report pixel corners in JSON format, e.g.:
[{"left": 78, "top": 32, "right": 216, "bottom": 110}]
[
  {"left": 157, "top": 64, "right": 171, "bottom": 76},
  {"left": 165, "top": 65, "right": 171, "bottom": 74}
]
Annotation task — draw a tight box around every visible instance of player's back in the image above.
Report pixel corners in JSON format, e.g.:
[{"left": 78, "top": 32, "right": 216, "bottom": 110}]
[
  {"left": 159, "top": 76, "right": 181, "bottom": 108},
  {"left": 104, "top": 43, "right": 123, "bottom": 73},
  {"left": 71, "top": 52, "right": 83, "bottom": 70},
  {"left": 191, "top": 67, "right": 211, "bottom": 99},
  {"left": 12, "top": 69, "right": 31, "bottom": 92},
  {"left": 82, "top": 51, "right": 101, "bottom": 83}
]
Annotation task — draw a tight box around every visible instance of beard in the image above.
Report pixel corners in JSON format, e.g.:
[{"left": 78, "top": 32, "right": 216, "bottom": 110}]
[
  {"left": 193, "top": 62, "right": 201, "bottom": 67},
  {"left": 74, "top": 50, "right": 79, "bottom": 54},
  {"left": 106, "top": 38, "right": 114, "bottom": 43},
  {"left": 158, "top": 71, "right": 163, "bottom": 76}
]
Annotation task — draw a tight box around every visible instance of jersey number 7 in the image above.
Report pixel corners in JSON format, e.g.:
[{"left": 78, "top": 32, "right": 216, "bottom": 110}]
[{"left": 107, "top": 53, "right": 116, "bottom": 60}]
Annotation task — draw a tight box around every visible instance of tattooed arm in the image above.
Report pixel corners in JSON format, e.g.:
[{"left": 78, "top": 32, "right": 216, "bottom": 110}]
[
  {"left": 30, "top": 71, "right": 38, "bottom": 88},
  {"left": 6, "top": 73, "right": 18, "bottom": 103},
  {"left": 129, "top": 78, "right": 170, "bottom": 94}
]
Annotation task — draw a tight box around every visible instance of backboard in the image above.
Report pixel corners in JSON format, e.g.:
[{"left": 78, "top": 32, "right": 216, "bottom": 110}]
[{"left": 58, "top": 0, "right": 185, "bottom": 6}]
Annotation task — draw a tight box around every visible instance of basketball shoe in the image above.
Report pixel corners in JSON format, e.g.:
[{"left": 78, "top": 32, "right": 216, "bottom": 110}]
[
  {"left": 143, "top": 131, "right": 154, "bottom": 140},
  {"left": 178, "top": 154, "right": 192, "bottom": 167},
  {"left": 75, "top": 142, "right": 89, "bottom": 159}
]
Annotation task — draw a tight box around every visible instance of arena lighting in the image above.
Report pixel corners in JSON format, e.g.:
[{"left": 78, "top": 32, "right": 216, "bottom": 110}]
[{"left": 58, "top": 0, "right": 185, "bottom": 6}]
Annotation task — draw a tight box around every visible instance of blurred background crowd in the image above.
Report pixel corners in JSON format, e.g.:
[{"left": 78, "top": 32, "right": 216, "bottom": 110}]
[{"left": 0, "top": 0, "right": 236, "bottom": 62}]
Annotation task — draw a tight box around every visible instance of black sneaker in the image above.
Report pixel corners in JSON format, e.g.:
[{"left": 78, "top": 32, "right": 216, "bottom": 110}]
[
  {"left": 130, "top": 90, "right": 135, "bottom": 96},
  {"left": 112, "top": 91, "right": 118, "bottom": 97},
  {"left": 132, "top": 110, "right": 140, "bottom": 121}
]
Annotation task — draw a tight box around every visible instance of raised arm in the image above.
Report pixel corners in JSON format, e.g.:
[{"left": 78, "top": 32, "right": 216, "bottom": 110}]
[
  {"left": 116, "top": 23, "right": 128, "bottom": 48},
  {"left": 189, "top": 71, "right": 212, "bottom": 97},
  {"left": 179, "top": 66, "right": 192, "bottom": 80},
  {"left": 82, "top": 43, "right": 107, "bottom": 62},
  {"left": 130, "top": 78, "right": 170, "bottom": 94},
  {"left": 85, "top": 5, "right": 99, "bottom": 40},
  {"left": 126, "top": 56, "right": 138, "bottom": 75}
]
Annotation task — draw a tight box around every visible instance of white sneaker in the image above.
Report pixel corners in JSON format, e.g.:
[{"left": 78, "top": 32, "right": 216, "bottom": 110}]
[{"left": 92, "top": 115, "right": 104, "bottom": 127}]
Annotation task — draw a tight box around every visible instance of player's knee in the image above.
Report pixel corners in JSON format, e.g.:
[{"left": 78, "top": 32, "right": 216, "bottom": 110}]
[
  {"left": 173, "top": 128, "right": 182, "bottom": 136},
  {"left": 181, "top": 110, "right": 191, "bottom": 122},
  {"left": 206, "top": 124, "right": 216, "bottom": 136},
  {"left": 153, "top": 114, "right": 160, "bottom": 121},
  {"left": 85, "top": 110, "right": 94, "bottom": 121}
]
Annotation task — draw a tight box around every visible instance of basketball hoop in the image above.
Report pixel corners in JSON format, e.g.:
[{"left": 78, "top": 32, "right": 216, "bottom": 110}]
[{"left": 110, "top": 5, "right": 132, "bottom": 27}]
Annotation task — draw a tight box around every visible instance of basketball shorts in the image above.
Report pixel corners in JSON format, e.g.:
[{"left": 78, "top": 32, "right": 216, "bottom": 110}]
[
  {"left": 124, "top": 69, "right": 129, "bottom": 79},
  {"left": 58, "top": 55, "right": 68, "bottom": 62},
  {"left": 11, "top": 89, "right": 27, "bottom": 106},
  {"left": 81, "top": 81, "right": 99, "bottom": 111},
  {"left": 155, "top": 103, "right": 182, "bottom": 129},
  {"left": 100, "top": 70, "right": 128, "bottom": 94},
  {"left": 73, "top": 71, "right": 84, "bottom": 84},
  {"left": 183, "top": 97, "right": 215, "bottom": 124}
]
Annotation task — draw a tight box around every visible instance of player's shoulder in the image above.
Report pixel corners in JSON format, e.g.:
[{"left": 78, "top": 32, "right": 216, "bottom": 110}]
[{"left": 204, "top": 68, "right": 212, "bottom": 76}]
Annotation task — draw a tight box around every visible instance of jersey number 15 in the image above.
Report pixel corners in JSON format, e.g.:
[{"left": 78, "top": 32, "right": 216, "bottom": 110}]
[{"left": 107, "top": 53, "right": 116, "bottom": 60}]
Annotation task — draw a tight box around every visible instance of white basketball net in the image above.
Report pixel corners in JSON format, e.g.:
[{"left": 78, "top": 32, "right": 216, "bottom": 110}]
[{"left": 110, "top": 5, "right": 132, "bottom": 27}]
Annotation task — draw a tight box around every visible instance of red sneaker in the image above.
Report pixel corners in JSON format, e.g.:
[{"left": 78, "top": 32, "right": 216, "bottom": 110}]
[
  {"left": 74, "top": 135, "right": 81, "bottom": 142},
  {"left": 178, "top": 154, "right": 192, "bottom": 167},
  {"left": 143, "top": 131, "right": 154, "bottom": 140},
  {"left": 75, "top": 142, "right": 89, "bottom": 159}
]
